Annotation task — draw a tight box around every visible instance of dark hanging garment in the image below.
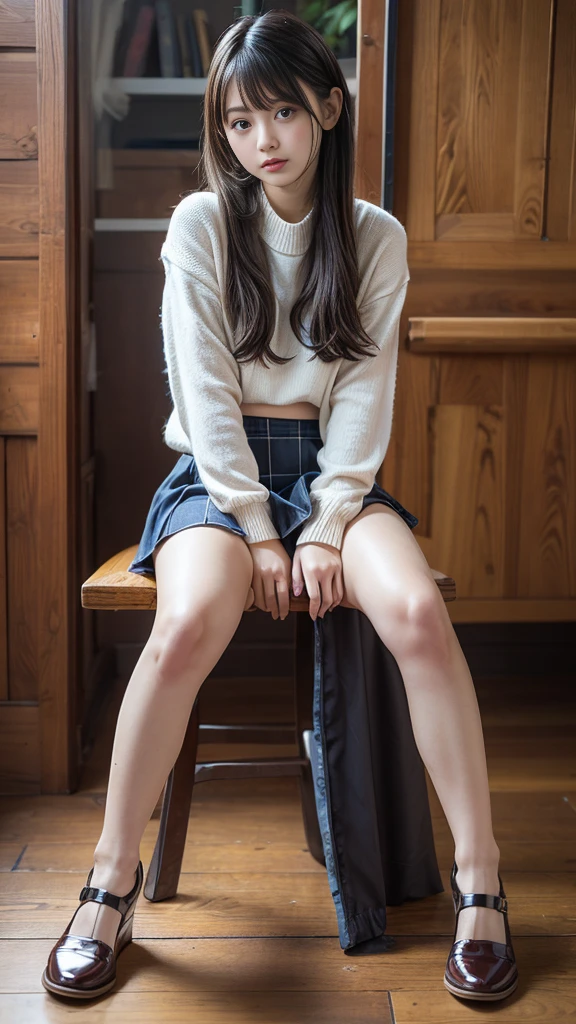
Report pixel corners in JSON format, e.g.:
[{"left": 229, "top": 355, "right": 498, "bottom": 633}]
[{"left": 308, "top": 605, "right": 444, "bottom": 953}]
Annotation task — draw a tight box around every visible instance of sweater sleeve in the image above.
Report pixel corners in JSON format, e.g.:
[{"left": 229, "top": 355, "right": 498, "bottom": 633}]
[
  {"left": 295, "top": 221, "right": 410, "bottom": 552},
  {"left": 159, "top": 253, "right": 280, "bottom": 544}
]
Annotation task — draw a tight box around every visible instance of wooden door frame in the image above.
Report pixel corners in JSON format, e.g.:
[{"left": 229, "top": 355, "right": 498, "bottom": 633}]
[
  {"left": 355, "top": 0, "right": 388, "bottom": 203},
  {"left": 37, "top": 0, "right": 80, "bottom": 791}
]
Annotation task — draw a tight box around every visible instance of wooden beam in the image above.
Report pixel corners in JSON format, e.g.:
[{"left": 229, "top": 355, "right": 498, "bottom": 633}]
[{"left": 407, "top": 317, "right": 576, "bottom": 353}]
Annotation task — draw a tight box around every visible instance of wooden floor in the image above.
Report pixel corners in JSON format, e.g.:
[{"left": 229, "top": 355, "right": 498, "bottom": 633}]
[{"left": 0, "top": 671, "right": 575, "bottom": 1023}]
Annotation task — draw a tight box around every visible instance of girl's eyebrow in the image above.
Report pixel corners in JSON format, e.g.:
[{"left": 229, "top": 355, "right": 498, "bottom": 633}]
[{"left": 225, "top": 98, "right": 288, "bottom": 118}]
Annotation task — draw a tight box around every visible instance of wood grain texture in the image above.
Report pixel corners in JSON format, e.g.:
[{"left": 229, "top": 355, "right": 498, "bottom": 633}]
[
  {"left": 434, "top": 0, "right": 552, "bottom": 242},
  {"left": 0, "top": 0, "right": 36, "bottom": 47},
  {"left": 35, "top": 0, "right": 79, "bottom": 793},
  {"left": 0, "top": 705, "right": 40, "bottom": 795},
  {"left": 517, "top": 358, "right": 576, "bottom": 597},
  {"left": 0, "top": 161, "right": 38, "bottom": 256},
  {"left": 546, "top": 0, "right": 576, "bottom": 242},
  {"left": 408, "top": 317, "right": 576, "bottom": 353},
  {"left": 0, "top": 260, "right": 39, "bottom": 363},
  {"left": 0, "top": 437, "right": 6, "bottom": 700},
  {"left": 0, "top": 367, "right": 38, "bottom": 433},
  {"left": 6, "top": 438, "right": 37, "bottom": 700},
  {"left": 354, "top": 0, "right": 386, "bottom": 205},
  {"left": 0, "top": 52, "right": 37, "bottom": 160}
]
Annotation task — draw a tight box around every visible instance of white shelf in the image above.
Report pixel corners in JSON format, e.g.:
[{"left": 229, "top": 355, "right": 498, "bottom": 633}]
[
  {"left": 112, "top": 60, "right": 357, "bottom": 97},
  {"left": 114, "top": 78, "right": 208, "bottom": 95},
  {"left": 95, "top": 218, "right": 170, "bottom": 231}
]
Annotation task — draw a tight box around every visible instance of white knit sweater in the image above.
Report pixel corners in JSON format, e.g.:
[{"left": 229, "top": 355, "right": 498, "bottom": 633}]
[{"left": 159, "top": 182, "right": 410, "bottom": 549}]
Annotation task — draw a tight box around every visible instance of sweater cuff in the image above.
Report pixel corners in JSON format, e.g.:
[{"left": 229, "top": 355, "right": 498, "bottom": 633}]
[
  {"left": 295, "top": 495, "right": 358, "bottom": 551},
  {"left": 232, "top": 501, "right": 280, "bottom": 544}
]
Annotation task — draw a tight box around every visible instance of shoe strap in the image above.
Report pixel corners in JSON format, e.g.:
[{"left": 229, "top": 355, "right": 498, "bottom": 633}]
[
  {"left": 455, "top": 892, "right": 508, "bottom": 913},
  {"left": 79, "top": 861, "right": 142, "bottom": 917}
]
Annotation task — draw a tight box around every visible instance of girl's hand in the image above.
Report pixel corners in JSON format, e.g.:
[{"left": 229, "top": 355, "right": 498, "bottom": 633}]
[
  {"left": 248, "top": 539, "right": 293, "bottom": 620},
  {"left": 292, "top": 542, "right": 344, "bottom": 621}
]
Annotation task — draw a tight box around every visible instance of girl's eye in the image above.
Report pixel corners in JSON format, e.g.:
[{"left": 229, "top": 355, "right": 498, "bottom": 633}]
[{"left": 230, "top": 107, "right": 296, "bottom": 131}]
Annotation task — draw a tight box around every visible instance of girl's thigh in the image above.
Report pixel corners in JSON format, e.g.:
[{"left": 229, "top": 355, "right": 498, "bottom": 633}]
[
  {"left": 151, "top": 524, "right": 254, "bottom": 630},
  {"left": 340, "top": 503, "right": 441, "bottom": 625}
]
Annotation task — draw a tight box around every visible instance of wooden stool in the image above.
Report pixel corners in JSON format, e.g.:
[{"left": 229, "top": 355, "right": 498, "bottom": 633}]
[{"left": 82, "top": 546, "right": 456, "bottom": 902}]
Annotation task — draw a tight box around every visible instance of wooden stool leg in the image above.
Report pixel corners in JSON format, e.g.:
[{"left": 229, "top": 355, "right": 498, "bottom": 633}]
[
  {"left": 295, "top": 612, "right": 325, "bottom": 867},
  {"left": 144, "top": 697, "right": 200, "bottom": 902}
]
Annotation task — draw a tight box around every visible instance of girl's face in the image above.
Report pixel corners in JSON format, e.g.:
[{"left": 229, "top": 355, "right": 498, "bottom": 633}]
[{"left": 222, "top": 76, "right": 342, "bottom": 192}]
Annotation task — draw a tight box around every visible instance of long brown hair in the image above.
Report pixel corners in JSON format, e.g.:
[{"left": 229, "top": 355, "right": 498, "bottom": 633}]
[{"left": 182, "top": 9, "right": 379, "bottom": 368}]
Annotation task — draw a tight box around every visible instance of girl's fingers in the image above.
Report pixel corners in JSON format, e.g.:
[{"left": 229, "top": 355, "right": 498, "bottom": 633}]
[
  {"left": 275, "top": 577, "right": 290, "bottom": 619},
  {"left": 252, "top": 577, "right": 266, "bottom": 613},
  {"left": 319, "top": 574, "right": 334, "bottom": 618},
  {"left": 264, "top": 577, "right": 279, "bottom": 619}
]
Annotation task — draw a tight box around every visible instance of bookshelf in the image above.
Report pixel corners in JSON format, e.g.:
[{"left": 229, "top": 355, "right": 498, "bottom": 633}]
[{"left": 96, "top": 56, "right": 358, "bottom": 232}]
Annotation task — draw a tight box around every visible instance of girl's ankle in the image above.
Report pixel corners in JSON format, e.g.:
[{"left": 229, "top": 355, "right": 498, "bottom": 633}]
[
  {"left": 454, "top": 844, "right": 501, "bottom": 874},
  {"left": 91, "top": 849, "right": 140, "bottom": 894}
]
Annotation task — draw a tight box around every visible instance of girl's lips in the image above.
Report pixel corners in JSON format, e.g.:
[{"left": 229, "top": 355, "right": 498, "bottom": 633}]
[{"left": 263, "top": 159, "right": 287, "bottom": 169}]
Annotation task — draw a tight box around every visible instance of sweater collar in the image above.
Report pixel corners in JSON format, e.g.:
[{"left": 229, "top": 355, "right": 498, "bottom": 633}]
[{"left": 258, "top": 181, "right": 316, "bottom": 255}]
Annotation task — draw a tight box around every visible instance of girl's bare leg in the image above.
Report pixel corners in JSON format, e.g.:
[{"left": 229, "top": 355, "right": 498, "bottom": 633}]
[
  {"left": 69, "top": 525, "right": 254, "bottom": 946},
  {"left": 340, "top": 504, "right": 505, "bottom": 945}
]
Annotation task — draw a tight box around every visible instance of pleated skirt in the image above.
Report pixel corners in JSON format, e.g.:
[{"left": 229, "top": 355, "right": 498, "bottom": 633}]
[
  {"left": 128, "top": 414, "right": 443, "bottom": 953},
  {"left": 128, "top": 413, "right": 419, "bottom": 574}
]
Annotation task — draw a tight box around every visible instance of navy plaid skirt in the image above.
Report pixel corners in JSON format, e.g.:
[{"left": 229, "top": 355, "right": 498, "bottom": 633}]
[{"left": 128, "top": 414, "right": 418, "bottom": 575}]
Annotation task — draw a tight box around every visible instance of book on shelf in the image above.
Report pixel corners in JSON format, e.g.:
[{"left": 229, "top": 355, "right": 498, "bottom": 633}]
[
  {"left": 156, "top": 1, "right": 182, "bottom": 77},
  {"left": 115, "top": 1, "right": 213, "bottom": 80},
  {"left": 192, "top": 9, "right": 212, "bottom": 76},
  {"left": 184, "top": 15, "right": 204, "bottom": 77}
]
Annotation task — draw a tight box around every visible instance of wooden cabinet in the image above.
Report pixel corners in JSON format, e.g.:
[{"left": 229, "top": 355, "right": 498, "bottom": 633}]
[
  {"left": 0, "top": 0, "right": 86, "bottom": 794},
  {"left": 381, "top": 0, "right": 576, "bottom": 622}
]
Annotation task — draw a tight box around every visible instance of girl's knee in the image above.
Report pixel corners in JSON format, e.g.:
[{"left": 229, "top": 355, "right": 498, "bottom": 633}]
[
  {"left": 383, "top": 582, "right": 452, "bottom": 662},
  {"left": 148, "top": 607, "right": 209, "bottom": 683}
]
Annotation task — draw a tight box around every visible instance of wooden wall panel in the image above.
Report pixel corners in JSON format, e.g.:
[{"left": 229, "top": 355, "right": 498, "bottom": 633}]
[
  {"left": 6, "top": 438, "right": 38, "bottom": 701},
  {"left": 426, "top": 404, "right": 505, "bottom": 598},
  {"left": 0, "top": 0, "right": 36, "bottom": 47},
  {"left": 0, "top": 437, "right": 6, "bottom": 701},
  {"left": 427, "top": 0, "right": 553, "bottom": 241},
  {"left": 354, "top": 0, "right": 386, "bottom": 204},
  {"left": 0, "top": 161, "right": 39, "bottom": 256},
  {"left": 0, "top": 706, "right": 40, "bottom": 795},
  {"left": 0, "top": 52, "right": 37, "bottom": 159},
  {"left": 395, "top": 0, "right": 576, "bottom": 619},
  {"left": 36, "top": 0, "right": 79, "bottom": 791},
  {"left": 0, "top": 366, "right": 39, "bottom": 433},
  {"left": 0, "top": 260, "right": 39, "bottom": 363},
  {"left": 517, "top": 359, "right": 576, "bottom": 597},
  {"left": 546, "top": 0, "right": 576, "bottom": 242}
]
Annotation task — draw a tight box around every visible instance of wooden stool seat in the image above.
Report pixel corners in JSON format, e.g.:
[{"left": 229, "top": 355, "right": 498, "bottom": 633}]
[{"left": 82, "top": 545, "right": 456, "bottom": 901}]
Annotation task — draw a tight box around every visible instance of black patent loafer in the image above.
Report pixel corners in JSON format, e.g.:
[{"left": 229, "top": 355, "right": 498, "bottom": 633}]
[
  {"left": 444, "top": 860, "right": 519, "bottom": 1001},
  {"left": 42, "top": 861, "right": 143, "bottom": 999}
]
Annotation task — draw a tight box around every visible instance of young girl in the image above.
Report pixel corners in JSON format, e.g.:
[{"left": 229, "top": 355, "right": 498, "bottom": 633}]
[{"left": 43, "top": 10, "right": 518, "bottom": 1003}]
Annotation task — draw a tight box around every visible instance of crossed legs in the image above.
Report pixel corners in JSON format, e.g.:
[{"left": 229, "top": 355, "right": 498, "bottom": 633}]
[{"left": 338, "top": 502, "right": 505, "bottom": 944}]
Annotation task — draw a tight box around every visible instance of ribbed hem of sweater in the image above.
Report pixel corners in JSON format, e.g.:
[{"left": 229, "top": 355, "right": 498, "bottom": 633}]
[
  {"left": 232, "top": 500, "right": 280, "bottom": 544},
  {"left": 295, "top": 495, "right": 357, "bottom": 551}
]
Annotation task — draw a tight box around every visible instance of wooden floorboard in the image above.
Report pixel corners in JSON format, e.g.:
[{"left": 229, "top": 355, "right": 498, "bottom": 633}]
[{"left": 0, "top": 672, "right": 574, "bottom": 1022}]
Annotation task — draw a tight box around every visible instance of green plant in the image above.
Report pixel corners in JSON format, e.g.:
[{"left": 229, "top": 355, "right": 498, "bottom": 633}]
[{"left": 296, "top": 0, "right": 357, "bottom": 55}]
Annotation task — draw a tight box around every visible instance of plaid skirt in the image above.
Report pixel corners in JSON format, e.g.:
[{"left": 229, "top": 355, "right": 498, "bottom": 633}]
[
  {"left": 128, "top": 414, "right": 419, "bottom": 574},
  {"left": 128, "top": 413, "right": 442, "bottom": 953}
]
